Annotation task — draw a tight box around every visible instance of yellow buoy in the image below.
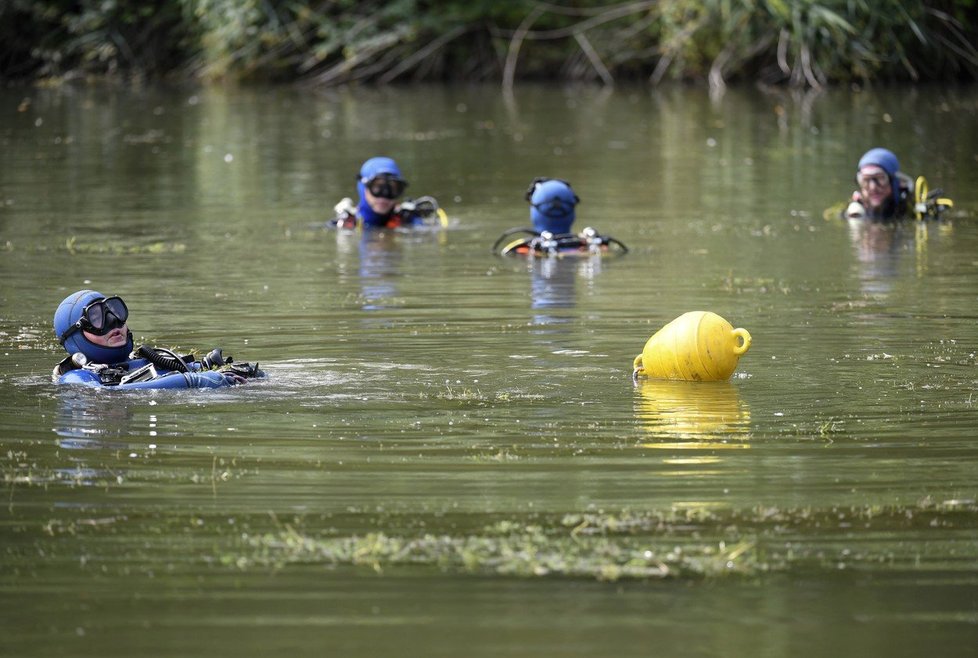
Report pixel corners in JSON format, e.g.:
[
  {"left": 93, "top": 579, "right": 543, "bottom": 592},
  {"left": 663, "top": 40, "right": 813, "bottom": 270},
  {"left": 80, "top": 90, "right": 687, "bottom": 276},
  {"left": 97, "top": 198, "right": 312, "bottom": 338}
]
[{"left": 632, "top": 311, "right": 751, "bottom": 382}]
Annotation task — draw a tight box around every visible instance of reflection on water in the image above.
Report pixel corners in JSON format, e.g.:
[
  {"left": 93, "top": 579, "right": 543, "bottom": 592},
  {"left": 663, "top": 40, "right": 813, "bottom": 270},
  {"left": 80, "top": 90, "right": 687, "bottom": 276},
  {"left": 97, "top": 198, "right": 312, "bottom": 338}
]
[
  {"left": 848, "top": 218, "right": 908, "bottom": 274},
  {"left": 54, "top": 389, "right": 136, "bottom": 451},
  {"left": 333, "top": 228, "right": 454, "bottom": 314},
  {"left": 355, "top": 229, "right": 404, "bottom": 311},
  {"left": 530, "top": 257, "right": 577, "bottom": 311},
  {"left": 633, "top": 379, "right": 751, "bottom": 447},
  {"left": 847, "top": 218, "right": 914, "bottom": 294},
  {"left": 845, "top": 217, "right": 957, "bottom": 295},
  {"left": 528, "top": 254, "right": 604, "bottom": 327}
]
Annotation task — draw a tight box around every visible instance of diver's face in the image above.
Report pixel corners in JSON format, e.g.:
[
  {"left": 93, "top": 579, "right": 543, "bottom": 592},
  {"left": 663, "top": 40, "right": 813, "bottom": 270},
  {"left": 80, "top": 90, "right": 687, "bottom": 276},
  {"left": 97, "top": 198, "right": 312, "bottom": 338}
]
[
  {"left": 857, "top": 167, "right": 892, "bottom": 211},
  {"left": 83, "top": 324, "right": 129, "bottom": 348},
  {"left": 365, "top": 188, "right": 397, "bottom": 215}
]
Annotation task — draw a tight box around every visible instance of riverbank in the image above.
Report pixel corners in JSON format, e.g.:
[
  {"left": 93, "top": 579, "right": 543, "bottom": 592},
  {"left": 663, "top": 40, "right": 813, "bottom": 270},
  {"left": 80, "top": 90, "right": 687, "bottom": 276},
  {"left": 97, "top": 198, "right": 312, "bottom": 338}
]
[{"left": 2, "top": 1, "right": 976, "bottom": 92}]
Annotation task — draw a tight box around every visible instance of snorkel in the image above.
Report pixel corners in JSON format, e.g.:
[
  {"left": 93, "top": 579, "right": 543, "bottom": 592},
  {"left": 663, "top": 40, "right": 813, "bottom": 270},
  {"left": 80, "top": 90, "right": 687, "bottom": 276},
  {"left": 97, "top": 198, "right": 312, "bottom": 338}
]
[
  {"left": 357, "top": 157, "right": 407, "bottom": 227},
  {"left": 527, "top": 178, "right": 579, "bottom": 234},
  {"left": 54, "top": 290, "right": 133, "bottom": 364}
]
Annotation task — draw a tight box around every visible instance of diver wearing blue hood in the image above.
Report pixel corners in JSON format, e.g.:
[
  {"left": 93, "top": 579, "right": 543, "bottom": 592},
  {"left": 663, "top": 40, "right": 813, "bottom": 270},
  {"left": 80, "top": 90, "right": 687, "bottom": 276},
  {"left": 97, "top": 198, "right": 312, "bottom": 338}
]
[
  {"left": 331, "top": 157, "right": 445, "bottom": 229},
  {"left": 843, "top": 148, "right": 954, "bottom": 221},
  {"left": 53, "top": 290, "right": 263, "bottom": 389},
  {"left": 529, "top": 178, "right": 579, "bottom": 234},
  {"left": 492, "top": 178, "right": 628, "bottom": 257},
  {"left": 845, "top": 148, "right": 913, "bottom": 220}
]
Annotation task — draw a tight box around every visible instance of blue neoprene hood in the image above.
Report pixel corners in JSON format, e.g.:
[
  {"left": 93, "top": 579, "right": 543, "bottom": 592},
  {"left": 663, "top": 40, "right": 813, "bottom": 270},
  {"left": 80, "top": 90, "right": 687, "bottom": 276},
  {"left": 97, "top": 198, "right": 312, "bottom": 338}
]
[
  {"left": 529, "top": 179, "right": 578, "bottom": 234},
  {"left": 54, "top": 289, "right": 133, "bottom": 364},
  {"left": 357, "top": 157, "right": 404, "bottom": 227},
  {"left": 858, "top": 148, "right": 901, "bottom": 205}
]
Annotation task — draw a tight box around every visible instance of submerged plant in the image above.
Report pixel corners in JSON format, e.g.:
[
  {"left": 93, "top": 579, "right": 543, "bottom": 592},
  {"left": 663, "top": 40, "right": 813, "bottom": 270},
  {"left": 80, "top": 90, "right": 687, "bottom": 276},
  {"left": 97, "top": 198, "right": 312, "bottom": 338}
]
[{"left": 227, "top": 499, "right": 978, "bottom": 581}]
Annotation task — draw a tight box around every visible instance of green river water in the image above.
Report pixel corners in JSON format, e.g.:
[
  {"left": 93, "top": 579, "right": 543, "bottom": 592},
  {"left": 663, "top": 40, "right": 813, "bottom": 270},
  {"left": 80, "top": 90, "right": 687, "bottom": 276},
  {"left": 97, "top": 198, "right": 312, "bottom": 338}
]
[{"left": 1, "top": 83, "right": 977, "bottom": 657}]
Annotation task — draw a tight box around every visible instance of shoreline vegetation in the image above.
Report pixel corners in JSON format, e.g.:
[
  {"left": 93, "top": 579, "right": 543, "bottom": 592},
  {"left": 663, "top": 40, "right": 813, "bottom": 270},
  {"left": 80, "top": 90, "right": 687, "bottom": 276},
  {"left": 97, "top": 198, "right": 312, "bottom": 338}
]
[{"left": 1, "top": 1, "right": 976, "bottom": 92}]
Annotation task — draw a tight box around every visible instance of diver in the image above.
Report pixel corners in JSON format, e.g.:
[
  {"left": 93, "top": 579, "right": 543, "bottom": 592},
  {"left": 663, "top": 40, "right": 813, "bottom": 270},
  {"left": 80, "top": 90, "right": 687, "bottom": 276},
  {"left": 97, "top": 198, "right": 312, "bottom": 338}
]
[
  {"left": 844, "top": 148, "right": 953, "bottom": 221},
  {"left": 492, "top": 178, "right": 628, "bottom": 256},
  {"left": 53, "top": 290, "right": 264, "bottom": 389},
  {"left": 330, "top": 156, "right": 446, "bottom": 230}
]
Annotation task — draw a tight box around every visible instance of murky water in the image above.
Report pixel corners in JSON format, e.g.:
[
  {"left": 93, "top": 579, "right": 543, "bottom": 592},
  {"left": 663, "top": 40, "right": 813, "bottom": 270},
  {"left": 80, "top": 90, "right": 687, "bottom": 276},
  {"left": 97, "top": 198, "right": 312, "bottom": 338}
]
[{"left": 2, "top": 83, "right": 977, "bottom": 656}]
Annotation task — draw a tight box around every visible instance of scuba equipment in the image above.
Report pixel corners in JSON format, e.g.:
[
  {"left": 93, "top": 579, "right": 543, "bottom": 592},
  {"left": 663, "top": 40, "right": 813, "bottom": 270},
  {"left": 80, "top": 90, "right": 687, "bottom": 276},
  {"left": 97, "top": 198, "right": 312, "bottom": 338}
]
[
  {"left": 633, "top": 312, "right": 752, "bottom": 382},
  {"left": 397, "top": 195, "right": 449, "bottom": 228},
  {"left": 329, "top": 195, "right": 448, "bottom": 230},
  {"left": 57, "top": 295, "right": 128, "bottom": 343},
  {"left": 53, "top": 351, "right": 99, "bottom": 379},
  {"left": 136, "top": 344, "right": 191, "bottom": 373},
  {"left": 492, "top": 227, "right": 628, "bottom": 257},
  {"left": 365, "top": 174, "right": 407, "bottom": 200},
  {"left": 191, "top": 346, "right": 264, "bottom": 379},
  {"left": 501, "top": 176, "right": 624, "bottom": 255},
  {"left": 135, "top": 344, "right": 264, "bottom": 380},
  {"left": 856, "top": 170, "right": 889, "bottom": 189},
  {"left": 220, "top": 361, "right": 264, "bottom": 379},
  {"left": 54, "top": 344, "right": 265, "bottom": 388},
  {"left": 120, "top": 362, "right": 158, "bottom": 385},
  {"left": 913, "top": 176, "right": 954, "bottom": 220}
]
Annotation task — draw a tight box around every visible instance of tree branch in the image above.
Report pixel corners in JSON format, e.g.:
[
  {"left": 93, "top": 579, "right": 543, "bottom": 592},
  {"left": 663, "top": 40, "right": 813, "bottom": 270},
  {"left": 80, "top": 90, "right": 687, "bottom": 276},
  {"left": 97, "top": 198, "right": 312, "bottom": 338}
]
[
  {"left": 503, "top": 5, "right": 544, "bottom": 95},
  {"left": 574, "top": 32, "right": 613, "bottom": 85},
  {"left": 378, "top": 23, "right": 469, "bottom": 84}
]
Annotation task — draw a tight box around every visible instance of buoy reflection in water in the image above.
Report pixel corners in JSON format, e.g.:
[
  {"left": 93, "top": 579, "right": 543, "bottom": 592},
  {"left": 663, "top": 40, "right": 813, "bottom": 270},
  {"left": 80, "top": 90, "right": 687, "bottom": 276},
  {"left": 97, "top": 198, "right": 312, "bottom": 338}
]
[{"left": 634, "top": 379, "right": 751, "bottom": 451}]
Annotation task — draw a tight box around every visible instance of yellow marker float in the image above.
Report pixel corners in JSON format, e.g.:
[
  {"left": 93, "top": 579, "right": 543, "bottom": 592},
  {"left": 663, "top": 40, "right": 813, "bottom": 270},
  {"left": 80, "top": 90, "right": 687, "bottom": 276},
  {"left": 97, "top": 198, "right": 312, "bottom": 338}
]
[{"left": 633, "top": 311, "right": 752, "bottom": 382}]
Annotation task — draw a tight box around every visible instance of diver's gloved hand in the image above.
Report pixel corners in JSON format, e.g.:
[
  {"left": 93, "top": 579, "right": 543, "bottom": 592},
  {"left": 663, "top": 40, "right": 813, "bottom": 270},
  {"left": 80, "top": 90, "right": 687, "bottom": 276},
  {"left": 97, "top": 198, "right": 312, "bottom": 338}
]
[
  {"left": 222, "top": 372, "right": 247, "bottom": 385},
  {"left": 197, "top": 348, "right": 264, "bottom": 383},
  {"left": 220, "top": 362, "right": 265, "bottom": 380},
  {"left": 399, "top": 196, "right": 439, "bottom": 219},
  {"left": 845, "top": 192, "right": 867, "bottom": 218},
  {"left": 333, "top": 198, "right": 358, "bottom": 228},
  {"left": 845, "top": 201, "right": 866, "bottom": 218}
]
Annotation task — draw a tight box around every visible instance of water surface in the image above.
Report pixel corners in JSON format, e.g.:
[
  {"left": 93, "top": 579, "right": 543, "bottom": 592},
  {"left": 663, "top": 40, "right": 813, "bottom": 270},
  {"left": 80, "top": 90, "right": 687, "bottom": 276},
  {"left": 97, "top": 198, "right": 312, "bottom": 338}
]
[{"left": 1, "top": 83, "right": 977, "bottom": 657}]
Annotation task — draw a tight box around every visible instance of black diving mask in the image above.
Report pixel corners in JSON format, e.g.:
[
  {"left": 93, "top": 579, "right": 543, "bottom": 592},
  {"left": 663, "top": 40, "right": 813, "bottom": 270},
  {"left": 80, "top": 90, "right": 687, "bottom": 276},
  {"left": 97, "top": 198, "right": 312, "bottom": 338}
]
[
  {"left": 525, "top": 177, "right": 579, "bottom": 217},
  {"left": 531, "top": 198, "right": 575, "bottom": 218},
  {"left": 856, "top": 171, "right": 890, "bottom": 189},
  {"left": 58, "top": 296, "right": 129, "bottom": 344},
  {"left": 364, "top": 174, "right": 408, "bottom": 200}
]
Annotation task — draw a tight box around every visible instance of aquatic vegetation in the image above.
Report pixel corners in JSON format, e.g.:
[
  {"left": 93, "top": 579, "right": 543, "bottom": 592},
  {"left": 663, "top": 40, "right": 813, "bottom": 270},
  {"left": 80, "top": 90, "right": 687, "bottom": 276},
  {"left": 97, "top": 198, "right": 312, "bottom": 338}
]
[
  {"left": 816, "top": 418, "right": 843, "bottom": 436},
  {"left": 228, "top": 500, "right": 978, "bottom": 581},
  {"left": 237, "top": 519, "right": 739, "bottom": 580},
  {"left": 64, "top": 237, "right": 187, "bottom": 255},
  {"left": 436, "top": 383, "right": 485, "bottom": 402}
]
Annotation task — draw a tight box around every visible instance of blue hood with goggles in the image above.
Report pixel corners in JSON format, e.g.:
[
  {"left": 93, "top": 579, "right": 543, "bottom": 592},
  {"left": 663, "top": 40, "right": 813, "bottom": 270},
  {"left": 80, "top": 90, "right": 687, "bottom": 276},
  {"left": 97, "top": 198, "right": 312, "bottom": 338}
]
[
  {"left": 857, "top": 148, "right": 901, "bottom": 205},
  {"left": 357, "top": 157, "right": 408, "bottom": 227},
  {"left": 527, "top": 178, "right": 579, "bottom": 234},
  {"left": 54, "top": 290, "right": 133, "bottom": 364}
]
